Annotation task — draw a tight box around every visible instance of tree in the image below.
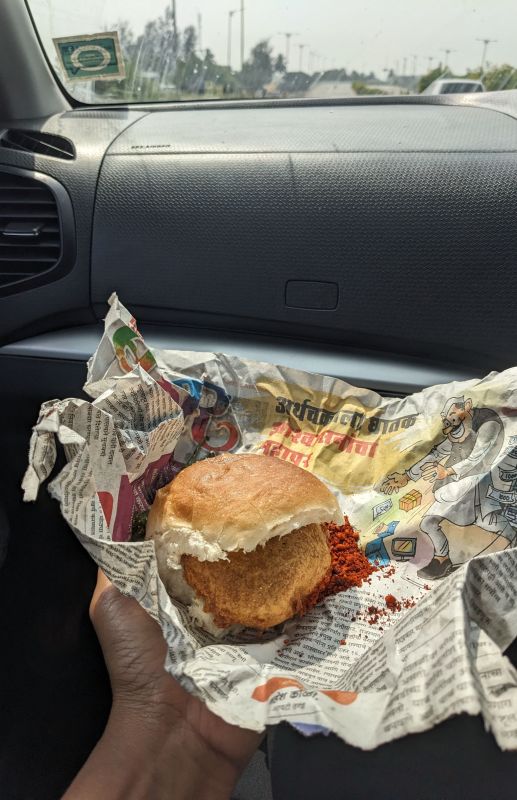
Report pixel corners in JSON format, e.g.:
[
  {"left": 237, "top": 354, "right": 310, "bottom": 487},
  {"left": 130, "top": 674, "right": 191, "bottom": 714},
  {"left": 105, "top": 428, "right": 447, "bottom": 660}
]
[
  {"left": 183, "top": 26, "right": 197, "bottom": 60},
  {"left": 93, "top": 19, "right": 135, "bottom": 98},
  {"left": 418, "top": 64, "right": 446, "bottom": 93},
  {"left": 117, "top": 20, "right": 135, "bottom": 57},
  {"left": 202, "top": 49, "right": 218, "bottom": 83},
  {"left": 481, "top": 64, "right": 517, "bottom": 91},
  {"left": 240, "top": 40, "right": 273, "bottom": 91},
  {"left": 352, "top": 81, "right": 386, "bottom": 96},
  {"left": 274, "top": 54, "right": 286, "bottom": 74}
]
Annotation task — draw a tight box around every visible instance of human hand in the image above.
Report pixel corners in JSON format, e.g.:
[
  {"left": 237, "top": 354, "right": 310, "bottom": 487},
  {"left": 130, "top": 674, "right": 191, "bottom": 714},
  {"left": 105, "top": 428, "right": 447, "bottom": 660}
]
[
  {"left": 380, "top": 472, "right": 409, "bottom": 494},
  {"left": 375, "top": 523, "right": 388, "bottom": 534},
  {"left": 63, "top": 570, "right": 262, "bottom": 800},
  {"left": 421, "top": 462, "right": 452, "bottom": 482}
]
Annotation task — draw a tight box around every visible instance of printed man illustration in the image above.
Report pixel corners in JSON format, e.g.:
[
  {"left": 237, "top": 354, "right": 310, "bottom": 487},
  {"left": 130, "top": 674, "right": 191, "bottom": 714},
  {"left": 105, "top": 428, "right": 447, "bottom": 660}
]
[{"left": 381, "top": 396, "right": 514, "bottom": 580}]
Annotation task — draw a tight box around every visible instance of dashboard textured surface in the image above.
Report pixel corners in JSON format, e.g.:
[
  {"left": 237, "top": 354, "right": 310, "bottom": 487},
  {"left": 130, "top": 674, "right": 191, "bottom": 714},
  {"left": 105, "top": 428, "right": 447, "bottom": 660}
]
[
  {"left": 107, "top": 104, "right": 517, "bottom": 153},
  {"left": 93, "top": 112, "right": 517, "bottom": 369}
]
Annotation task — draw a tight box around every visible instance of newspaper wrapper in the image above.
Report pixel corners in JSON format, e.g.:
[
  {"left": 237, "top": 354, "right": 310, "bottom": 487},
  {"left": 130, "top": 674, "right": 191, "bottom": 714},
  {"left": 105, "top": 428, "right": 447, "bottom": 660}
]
[{"left": 23, "top": 294, "right": 517, "bottom": 750}]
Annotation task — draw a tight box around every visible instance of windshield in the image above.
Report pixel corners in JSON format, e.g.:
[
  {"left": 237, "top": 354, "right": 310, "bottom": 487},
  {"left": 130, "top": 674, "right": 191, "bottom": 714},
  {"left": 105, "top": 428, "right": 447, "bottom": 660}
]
[{"left": 27, "top": 0, "right": 517, "bottom": 104}]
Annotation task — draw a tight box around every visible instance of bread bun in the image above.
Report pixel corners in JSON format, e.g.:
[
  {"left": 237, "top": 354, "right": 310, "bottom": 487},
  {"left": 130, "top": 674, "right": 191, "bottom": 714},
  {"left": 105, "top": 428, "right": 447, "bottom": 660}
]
[{"left": 146, "top": 453, "right": 341, "bottom": 633}]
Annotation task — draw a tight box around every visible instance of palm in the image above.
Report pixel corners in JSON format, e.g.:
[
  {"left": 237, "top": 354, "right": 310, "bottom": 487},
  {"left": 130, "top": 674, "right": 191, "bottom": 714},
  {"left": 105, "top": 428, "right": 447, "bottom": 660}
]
[
  {"left": 90, "top": 578, "right": 261, "bottom": 771},
  {"left": 381, "top": 472, "right": 408, "bottom": 494}
]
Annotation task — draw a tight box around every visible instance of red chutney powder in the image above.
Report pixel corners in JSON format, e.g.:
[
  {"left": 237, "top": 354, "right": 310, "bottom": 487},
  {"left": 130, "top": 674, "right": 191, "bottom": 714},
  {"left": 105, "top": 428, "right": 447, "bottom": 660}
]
[
  {"left": 364, "top": 595, "right": 417, "bottom": 626},
  {"left": 385, "top": 593, "right": 401, "bottom": 612},
  {"left": 323, "top": 519, "right": 377, "bottom": 596},
  {"left": 302, "top": 518, "right": 376, "bottom": 612}
]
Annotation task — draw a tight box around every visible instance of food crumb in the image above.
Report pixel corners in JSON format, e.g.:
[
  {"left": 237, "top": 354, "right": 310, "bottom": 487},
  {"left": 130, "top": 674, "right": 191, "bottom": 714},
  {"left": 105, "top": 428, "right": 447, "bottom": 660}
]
[
  {"left": 385, "top": 594, "right": 401, "bottom": 612},
  {"left": 383, "top": 565, "right": 396, "bottom": 577}
]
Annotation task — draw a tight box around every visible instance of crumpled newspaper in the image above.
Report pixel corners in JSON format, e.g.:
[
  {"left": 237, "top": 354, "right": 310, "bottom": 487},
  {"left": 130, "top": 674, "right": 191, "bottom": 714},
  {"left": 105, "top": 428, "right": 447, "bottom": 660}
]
[{"left": 23, "top": 294, "right": 517, "bottom": 749}]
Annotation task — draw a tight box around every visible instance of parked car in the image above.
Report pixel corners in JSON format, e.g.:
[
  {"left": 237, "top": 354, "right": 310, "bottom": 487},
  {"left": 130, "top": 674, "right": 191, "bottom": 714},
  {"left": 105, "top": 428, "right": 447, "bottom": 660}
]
[{"left": 422, "top": 78, "right": 485, "bottom": 95}]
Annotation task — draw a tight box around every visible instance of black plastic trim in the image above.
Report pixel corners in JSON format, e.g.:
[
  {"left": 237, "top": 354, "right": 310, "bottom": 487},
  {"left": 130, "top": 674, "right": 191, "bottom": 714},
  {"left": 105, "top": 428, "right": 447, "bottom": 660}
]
[
  {"left": 0, "top": 324, "right": 485, "bottom": 396},
  {"left": 1, "top": 129, "right": 76, "bottom": 160},
  {"left": 0, "top": 165, "right": 76, "bottom": 297}
]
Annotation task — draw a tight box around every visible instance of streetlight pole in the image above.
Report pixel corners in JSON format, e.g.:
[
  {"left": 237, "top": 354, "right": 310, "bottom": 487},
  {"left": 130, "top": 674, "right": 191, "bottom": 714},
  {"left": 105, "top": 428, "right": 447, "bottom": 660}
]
[
  {"left": 441, "top": 48, "right": 457, "bottom": 71},
  {"left": 298, "top": 43, "right": 306, "bottom": 72},
  {"left": 168, "top": 0, "right": 178, "bottom": 82},
  {"left": 227, "top": 10, "right": 237, "bottom": 68},
  {"left": 170, "top": 0, "right": 177, "bottom": 47},
  {"left": 411, "top": 54, "right": 418, "bottom": 75},
  {"left": 476, "top": 38, "right": 497, "bottom": 72},
  {"left": 427, "top": 56, "right": 434, "bottom": 71},
  {"left": 278, "top": 32, "right": 298, "bottom": 70},
  {"left": 240, "top": 0, "right": 245, "bottom": 70}
]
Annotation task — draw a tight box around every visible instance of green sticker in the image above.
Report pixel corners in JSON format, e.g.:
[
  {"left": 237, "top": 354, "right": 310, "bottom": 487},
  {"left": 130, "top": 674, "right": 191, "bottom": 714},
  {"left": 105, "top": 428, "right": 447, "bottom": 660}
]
[{"left": 53, "top": 31, "right": 125, "bottom": 82}]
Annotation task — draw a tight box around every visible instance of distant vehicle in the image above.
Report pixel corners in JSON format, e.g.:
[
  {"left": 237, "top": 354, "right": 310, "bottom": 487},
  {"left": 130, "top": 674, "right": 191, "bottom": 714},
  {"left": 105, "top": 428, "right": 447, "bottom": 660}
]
[{"left": 422, "top": 78, "right": 485, "bottom": 95}]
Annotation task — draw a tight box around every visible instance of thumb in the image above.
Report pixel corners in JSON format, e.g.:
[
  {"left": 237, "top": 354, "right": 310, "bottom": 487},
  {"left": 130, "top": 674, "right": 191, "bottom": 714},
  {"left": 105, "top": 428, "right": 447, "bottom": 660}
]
[{"left": 89, "top": 568, "right": 113, "bottom": 622}]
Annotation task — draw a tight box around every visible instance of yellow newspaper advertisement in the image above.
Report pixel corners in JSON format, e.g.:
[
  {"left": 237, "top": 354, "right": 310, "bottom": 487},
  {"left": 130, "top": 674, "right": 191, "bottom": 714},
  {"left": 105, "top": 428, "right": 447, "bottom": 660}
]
[{"left": 23, "top": 294, "right": 517, "bottom": 750}]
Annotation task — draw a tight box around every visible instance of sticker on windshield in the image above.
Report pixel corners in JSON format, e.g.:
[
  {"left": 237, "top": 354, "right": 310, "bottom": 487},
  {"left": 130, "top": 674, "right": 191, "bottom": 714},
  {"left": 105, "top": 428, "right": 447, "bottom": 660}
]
[{"left": 53, "top": 32, "right": 125, "bottom": 82}]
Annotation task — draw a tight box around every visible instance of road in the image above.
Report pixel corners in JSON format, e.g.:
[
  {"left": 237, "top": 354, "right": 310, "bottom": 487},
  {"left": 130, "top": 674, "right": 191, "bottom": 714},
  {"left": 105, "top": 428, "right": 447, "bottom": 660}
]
[
  {"left": 304, "top": 80, "right": 408, "bottom": 98},
  {"left": 304, "top": 80, "right": 356, "bottom": 98}
]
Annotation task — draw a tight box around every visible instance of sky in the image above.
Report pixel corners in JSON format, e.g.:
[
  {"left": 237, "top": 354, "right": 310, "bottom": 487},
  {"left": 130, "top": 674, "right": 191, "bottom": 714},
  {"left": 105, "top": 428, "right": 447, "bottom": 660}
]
[{"left": 29, "top": 0, "right": 517, "bottom": 77}]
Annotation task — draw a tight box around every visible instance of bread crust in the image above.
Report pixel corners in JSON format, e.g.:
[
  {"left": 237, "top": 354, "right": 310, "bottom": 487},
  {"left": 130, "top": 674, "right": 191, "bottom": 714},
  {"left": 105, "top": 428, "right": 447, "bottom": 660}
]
[{"left": 146, "top": 453, "right": 341, "bottom": 557}]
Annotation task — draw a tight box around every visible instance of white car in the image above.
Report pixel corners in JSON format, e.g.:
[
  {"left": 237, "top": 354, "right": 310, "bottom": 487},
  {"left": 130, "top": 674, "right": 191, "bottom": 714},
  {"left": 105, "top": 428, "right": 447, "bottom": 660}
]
[{"left": 422, "top": 78, "right": 485, "bottom": 95}]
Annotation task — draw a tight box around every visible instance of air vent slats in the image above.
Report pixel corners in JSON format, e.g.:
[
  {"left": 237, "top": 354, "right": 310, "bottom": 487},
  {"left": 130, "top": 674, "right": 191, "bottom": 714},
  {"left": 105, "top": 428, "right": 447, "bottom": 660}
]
[
  {"left": 0, "top": 243, "right": 60, "bottom": 255},
  {"left": 0, "top": 172, "right": 62, "bottom": 283},
  {"left": 0, "top": 196, "right": 56, "bottom": 206},
  {"left": 0, "top": 209, "right": 59, "bottom": 219},
  {"left": 0, "top": 129, "right": 75, "bottom": 160},
  {"left": 0, "top": 257, "right": 57, "bottom": 268},
  {"left": 0, "top": 271, "right": 38, "bottom": 278},
  {"left": 0, "top": 187, "right": 50, "bottom": 199},
  {"left": 0, "top": 230, "right": 59, "bottom": 243}
]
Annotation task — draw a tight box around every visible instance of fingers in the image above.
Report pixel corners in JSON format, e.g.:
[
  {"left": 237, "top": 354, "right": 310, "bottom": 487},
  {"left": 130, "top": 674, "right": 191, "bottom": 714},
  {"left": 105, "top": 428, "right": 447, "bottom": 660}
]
[{"left": 421, "top": 462, "right": 437, "bottom": 474}]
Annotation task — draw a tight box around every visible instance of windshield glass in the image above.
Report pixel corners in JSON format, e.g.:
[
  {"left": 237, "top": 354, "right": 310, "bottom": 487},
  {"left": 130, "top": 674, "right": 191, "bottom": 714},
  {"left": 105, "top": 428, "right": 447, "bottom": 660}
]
[{"left": 27, "top": 0, "right": 517, "bottom": 104}]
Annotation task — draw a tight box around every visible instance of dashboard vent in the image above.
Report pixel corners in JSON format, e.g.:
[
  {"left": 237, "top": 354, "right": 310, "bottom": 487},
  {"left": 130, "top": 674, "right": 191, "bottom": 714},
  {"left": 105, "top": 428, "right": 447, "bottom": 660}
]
[
  {"left": 1, "top": 129, "right": 75, "bottom": 160},
  {"left": 0, "top": 171, "right": 62, "bottom": 287}
]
